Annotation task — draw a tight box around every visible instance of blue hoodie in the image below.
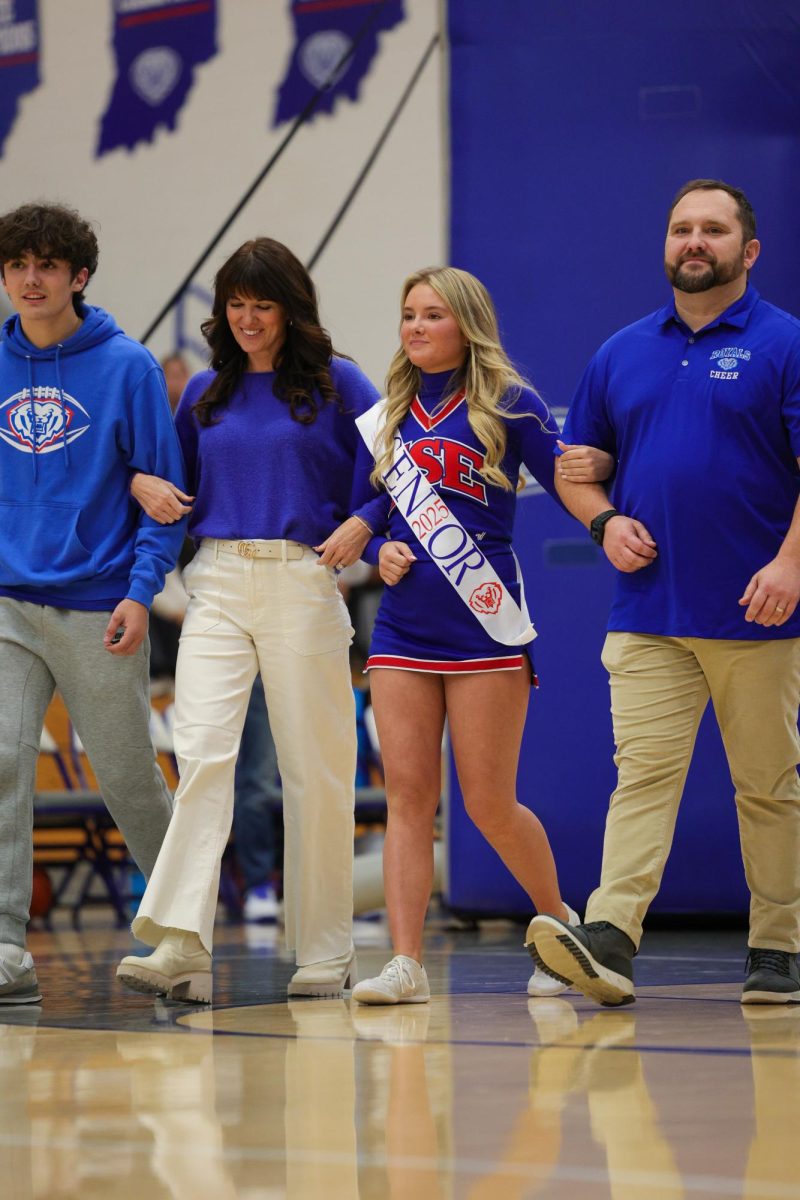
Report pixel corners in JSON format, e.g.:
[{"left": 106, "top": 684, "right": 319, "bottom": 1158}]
[{"left": 0, "top": 304, "right": 186, "bottom": 610}]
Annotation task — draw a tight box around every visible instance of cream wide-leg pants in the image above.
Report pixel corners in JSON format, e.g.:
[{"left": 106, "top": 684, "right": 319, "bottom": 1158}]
[
  {"left": 586, "top": 632, "right": 800, "bottom": 951},
  {"left": 132, "top": 540, "right": 357, "bottom": 965}
]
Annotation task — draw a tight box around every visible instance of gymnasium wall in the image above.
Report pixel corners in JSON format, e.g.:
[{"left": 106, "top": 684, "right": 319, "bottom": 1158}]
[
  {"left": 448, "top": 0, "right": 800, "bottom": 404},
  {"left": 444, "top": 0, "right": 800, "bottom": 914},
  {"left": 0, "top": 0, "right": 444, "bottom": 385}
]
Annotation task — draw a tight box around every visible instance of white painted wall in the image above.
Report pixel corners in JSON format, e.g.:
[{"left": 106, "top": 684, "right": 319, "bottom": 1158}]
[{"left": 0, "top": 0, "right": 446, "bottom": 387}]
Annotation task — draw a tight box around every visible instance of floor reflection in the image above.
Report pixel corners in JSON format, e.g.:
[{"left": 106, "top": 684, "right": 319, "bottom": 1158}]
[{"left": 0, "top": 927, "right": 799, "bottom": 1198}]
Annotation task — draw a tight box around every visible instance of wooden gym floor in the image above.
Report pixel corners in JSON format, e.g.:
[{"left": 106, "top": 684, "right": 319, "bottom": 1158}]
[{"left": 1, "top": 916, "right": 797, "bottom": 1199}]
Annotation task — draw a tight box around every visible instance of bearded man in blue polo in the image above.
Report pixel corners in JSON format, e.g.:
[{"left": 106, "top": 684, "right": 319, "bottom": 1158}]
[{"left": 528, "top": 179, "right": 800, "bottom": 1007}]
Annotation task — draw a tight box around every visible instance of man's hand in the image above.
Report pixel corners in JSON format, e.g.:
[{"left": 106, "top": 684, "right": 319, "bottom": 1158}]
[
  {"left": 104, "top": 599, "right": 149, "bottom": 655},
  {"left": 739, "top": 557, "right": 800, "bottom": 626},
  {"left": 378, "top": 541, "right": 416, "bottom": 586},
  {"left": 602, "top": 515, "right": 658, "bottom": 573},
  {"left": 131, "top": 473, "right": 193, "bottom": 524},
  {"left": 556, "top": 440, "right": 615, "bottom": 483},
  {"left": 314, "top": 516, "right": 371, "bottom": 569}
]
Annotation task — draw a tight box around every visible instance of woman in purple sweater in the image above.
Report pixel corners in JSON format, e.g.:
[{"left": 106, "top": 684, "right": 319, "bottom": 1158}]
[{"left": 117, "top": 238, "right": 381, "bottom": 1002}]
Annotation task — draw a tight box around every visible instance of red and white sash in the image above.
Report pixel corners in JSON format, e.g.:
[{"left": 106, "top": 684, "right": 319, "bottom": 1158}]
[{"left": 356, "top": 398, "right": 536, "bottom": 647}]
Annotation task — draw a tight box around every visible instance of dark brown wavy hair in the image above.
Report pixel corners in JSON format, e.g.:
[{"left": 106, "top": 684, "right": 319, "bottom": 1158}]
[
  {"left": 0, "top": 202, "right": 99, "bottom": 313},
  {"left": 193, "top": 238, "right": 344, "bottom": 427}
]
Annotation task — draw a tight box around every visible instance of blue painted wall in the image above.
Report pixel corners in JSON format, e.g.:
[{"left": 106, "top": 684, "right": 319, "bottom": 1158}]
[{"left": 444, "top": 0, "right": 800, "bottom": 915}]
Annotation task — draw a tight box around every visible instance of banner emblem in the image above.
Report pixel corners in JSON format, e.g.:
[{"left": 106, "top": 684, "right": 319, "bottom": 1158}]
[
  {"left": 274, "top": 0, "right": 405, "bottom": 127},
  {"left": 299, "top": 30, "right": 350, "bottom": 89},
  {"left": 129, "top": 45, "right": 182, "bottom": 105}
]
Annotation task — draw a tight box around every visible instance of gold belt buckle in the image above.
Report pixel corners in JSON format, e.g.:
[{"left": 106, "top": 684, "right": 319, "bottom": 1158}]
[{"left": 237, "top": 540, "right": 257, "bottom": 559}]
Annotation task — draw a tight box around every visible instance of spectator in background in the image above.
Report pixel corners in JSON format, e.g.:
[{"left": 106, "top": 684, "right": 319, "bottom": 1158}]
[
  {"left": 147, "top": 353, "right": 194, "bottom": 688},
  {"left": 234, "top": 675, "right": 281, "bottom": 924},
  {"left": 161, "top": 352, "right": 191, "bottom": 413}
]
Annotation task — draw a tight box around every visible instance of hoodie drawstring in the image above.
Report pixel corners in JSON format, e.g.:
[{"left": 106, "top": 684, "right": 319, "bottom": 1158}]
[
  {"left": 55, "top": 344, "right": 69, "bottom": 469},
  {"left": 24, "top": 347, "right": 70, "bottom": 481},
  {"left": 25, "top": 355, "right": 38, "bottom": 483}
]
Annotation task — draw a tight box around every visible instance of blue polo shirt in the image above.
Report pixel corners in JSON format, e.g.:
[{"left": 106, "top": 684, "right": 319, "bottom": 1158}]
[{"left": 562, "top": 286, "right": 800, "bottom": 639}]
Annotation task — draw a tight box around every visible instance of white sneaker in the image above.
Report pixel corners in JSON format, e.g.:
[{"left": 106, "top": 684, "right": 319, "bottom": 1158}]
[
  {"left": 117, "top": 929, "right": 212, "bottom": 1004},
  {"left": 0, "top": 944, "right": 41, "bottom": 1006},
  {"left": 352, "top": 955, "right": 430, "bottom": 1005},
  {"left": 242, "top": 883, "right": 279, "bottom": 923},
  {"left": 527, "top": 904, "right": 580, "bottom": 997}
]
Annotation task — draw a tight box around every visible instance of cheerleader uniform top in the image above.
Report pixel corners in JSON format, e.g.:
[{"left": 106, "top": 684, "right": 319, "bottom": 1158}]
[{"left": 351, "top": 369, "right": 561, "bottom": 673}]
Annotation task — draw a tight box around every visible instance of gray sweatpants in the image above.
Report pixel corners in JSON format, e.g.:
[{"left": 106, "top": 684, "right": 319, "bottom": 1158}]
[{"left": 0, "top": 598, "right": 174, "bottom": 948}]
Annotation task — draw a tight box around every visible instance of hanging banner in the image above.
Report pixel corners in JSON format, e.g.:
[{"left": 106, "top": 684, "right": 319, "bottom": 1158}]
[
  {"left": 0, "top": 0, "right": 40, "bottom": 157},
  {"left": 97, "top": 0, "right": 218, "bottom": 156},
  {"left": 273, "top": 0, "right": 405, "bottom": 127}
]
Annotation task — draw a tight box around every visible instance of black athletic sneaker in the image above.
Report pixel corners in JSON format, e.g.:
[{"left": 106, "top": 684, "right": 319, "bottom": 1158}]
[
  {"left": 741, "top": 948, "right": 800, "bottom": 1005},
  {"left": 526, "top": 917, "right": 636, "bottom": 1007}
]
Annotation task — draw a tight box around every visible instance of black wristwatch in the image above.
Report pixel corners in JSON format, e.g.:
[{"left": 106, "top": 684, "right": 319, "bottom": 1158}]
[{"left": 590, "top": 508, "right": 620, "bottom": 545}]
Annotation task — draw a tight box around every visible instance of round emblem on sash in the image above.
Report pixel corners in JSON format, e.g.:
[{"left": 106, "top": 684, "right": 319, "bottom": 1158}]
[{"left": 469, "top": 581, "right": 503, "bottom": 615}]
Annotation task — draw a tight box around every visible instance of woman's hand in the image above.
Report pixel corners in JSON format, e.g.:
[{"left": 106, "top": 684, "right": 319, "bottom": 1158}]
[
  {"left": 556, "top": 440, "right": 615, "bottom": 483},
  {"left": 314, "top": 516, "right": 372, "bottom": 569},
  {"left": 131, "top": 473, "right": 194, "bottom": 524},
  {"left": 378, "top": 540, "right": 416, "bottom": 586}
]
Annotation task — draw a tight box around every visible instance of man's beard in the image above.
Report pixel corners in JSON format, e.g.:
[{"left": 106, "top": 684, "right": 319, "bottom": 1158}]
[{"left": 665, "top": 252, "right": 745, "bottom": 293}]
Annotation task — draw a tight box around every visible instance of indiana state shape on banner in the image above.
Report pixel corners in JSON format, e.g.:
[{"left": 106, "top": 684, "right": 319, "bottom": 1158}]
[
  {"left": 97, "top": 0, "right": 218, "bottom": 156},
  {"left": 273, "top": 0, "right": 405, "bottom": 127},
  {"left": 0, "top": 0, "right": 40, "bottom": 156}
]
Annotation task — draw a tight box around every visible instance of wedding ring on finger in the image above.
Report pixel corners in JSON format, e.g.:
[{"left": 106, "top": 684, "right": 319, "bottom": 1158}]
[{"left": 776, "top": 605, "right": 787, "bottom": 613}]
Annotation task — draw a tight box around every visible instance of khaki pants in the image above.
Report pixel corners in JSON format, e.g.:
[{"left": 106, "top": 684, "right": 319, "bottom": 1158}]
[
  {"left": 133, "top": 540, "right": 357, "bottom": 965},
  {"left": 586, "top": 632, "right": 800, "bottom": 951}
]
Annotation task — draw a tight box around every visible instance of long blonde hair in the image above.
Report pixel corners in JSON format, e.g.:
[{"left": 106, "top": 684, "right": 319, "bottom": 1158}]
[{"left": 371, "top": 266, "right": 537, "bottom": 491}]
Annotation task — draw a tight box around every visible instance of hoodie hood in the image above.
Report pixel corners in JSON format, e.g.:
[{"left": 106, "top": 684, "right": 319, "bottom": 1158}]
[{"left": 1, "top": 302, "right": 123, "bottom": 360}]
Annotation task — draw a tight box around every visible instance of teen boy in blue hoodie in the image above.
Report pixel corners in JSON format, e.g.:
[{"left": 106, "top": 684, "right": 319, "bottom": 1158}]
[{"left": 0, "top": 202, "right": 186, "bottom": 1004}]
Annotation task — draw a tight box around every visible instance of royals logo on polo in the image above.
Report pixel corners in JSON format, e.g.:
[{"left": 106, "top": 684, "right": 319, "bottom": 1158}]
[
  {"left": 1, "top": 389, "right": 91, "bottom": 453},
  {"left": 709, "top": 346, "right": 751, "bottom": 380}
]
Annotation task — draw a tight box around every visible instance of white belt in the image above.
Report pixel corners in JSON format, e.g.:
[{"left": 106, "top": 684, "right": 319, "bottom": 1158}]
[{"left": 211, "top": 539, "right": 306, "bottom": 560}]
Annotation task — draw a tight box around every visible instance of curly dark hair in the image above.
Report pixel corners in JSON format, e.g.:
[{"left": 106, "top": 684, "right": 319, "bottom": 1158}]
[
  {"left": 0, "top": 202, "right": 99, "bottom": 312},
  {"left": 193, "top": 238, "right": 344, "bottom": 427}
]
